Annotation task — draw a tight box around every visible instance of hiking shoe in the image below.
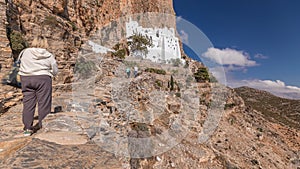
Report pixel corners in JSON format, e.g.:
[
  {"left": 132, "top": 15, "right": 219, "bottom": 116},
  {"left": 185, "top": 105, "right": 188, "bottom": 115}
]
[
  {"left": 33, "top": 125, "right": 42, "bottom": 133},
  {"left": 23, "top": 129, "right": 33, "bottom": 136}
]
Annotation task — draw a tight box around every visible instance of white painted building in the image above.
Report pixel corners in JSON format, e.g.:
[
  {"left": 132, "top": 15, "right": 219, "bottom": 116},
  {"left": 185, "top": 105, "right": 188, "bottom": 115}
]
[{"left": 126, "top": 18, "right": 182, "bottom": 63}]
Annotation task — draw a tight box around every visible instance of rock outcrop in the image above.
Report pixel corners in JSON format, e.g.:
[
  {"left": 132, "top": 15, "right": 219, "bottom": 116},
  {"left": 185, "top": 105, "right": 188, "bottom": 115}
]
[
  {"left": 2, "top": 0, "right": 175, "bottom": 85},
  {"left": 0, "top": 0, "right": 12, "bottom": 71}
]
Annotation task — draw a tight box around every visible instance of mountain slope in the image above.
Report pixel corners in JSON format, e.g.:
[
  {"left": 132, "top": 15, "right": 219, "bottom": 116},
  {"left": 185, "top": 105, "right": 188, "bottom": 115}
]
[{"left": 235, "top": 86, "right": 300, "bottom": 130}]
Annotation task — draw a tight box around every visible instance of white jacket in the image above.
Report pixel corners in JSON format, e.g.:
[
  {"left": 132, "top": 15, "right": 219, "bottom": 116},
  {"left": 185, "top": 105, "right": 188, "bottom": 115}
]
[{"left": 18, "top": 48, "right": 58, "bottom": 77}]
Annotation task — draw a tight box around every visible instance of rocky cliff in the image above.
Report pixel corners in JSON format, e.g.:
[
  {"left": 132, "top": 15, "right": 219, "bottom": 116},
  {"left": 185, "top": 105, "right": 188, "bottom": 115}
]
[
  {"left": 0, "top": 0, "right": 177, "bottom": 113},
  {"left": 1, "top": 0, "right": 175, "bottom": 83},
  {"left": 0, "top": 0, "right": 12, "bottom": 70}
]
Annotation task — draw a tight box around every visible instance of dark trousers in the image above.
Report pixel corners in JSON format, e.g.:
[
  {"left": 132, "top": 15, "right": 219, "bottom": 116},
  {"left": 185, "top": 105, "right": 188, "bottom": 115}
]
[{"left": 21, "top": 75, "right": 52, "bottom": 130}]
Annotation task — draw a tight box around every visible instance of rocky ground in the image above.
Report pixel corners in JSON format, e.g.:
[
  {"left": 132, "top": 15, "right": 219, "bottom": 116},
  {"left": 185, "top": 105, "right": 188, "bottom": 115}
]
[
  {"left": 0, "top": 57, "right": 299, "bottom": 169},
  {"left": 0, "top": 105, "right": 126, "bottom": 169}
]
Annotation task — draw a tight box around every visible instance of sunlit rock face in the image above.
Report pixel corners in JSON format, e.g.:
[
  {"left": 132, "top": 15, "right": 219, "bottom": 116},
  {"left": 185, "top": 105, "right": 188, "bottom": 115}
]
[{"left": 1, "top": 0, "right": 175, "bottom": 84}]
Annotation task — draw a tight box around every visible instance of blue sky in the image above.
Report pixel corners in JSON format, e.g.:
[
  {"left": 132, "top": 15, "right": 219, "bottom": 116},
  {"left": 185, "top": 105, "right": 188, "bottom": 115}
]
[{"left": 174, "top": 0, "right": 300, "bottom": 99}]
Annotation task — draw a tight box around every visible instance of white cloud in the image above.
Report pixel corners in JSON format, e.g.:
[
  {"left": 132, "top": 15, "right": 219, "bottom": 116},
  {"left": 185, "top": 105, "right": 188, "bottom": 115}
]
[
  {"left": 229, "top": 79, "right": 300, "bottom": 99},
  {"left": 225, "top": 65, "right": 248, "bottom": 72},
  {"left": 210, "top": 66, "right": 227, "bottom": 84},
  {"left": 202, "top": 48, "right": 299, "bottom": 99},
  {"left": 287, "top": 86, "right": 300, "bottom": 91},
  {"left": 254, "top": 53, "right": 268, "bottom": 59},
  {"left": 178, "top": 30, "right": 189, "bottom": 45},
  {"left": 202, "top": 48, "right": 257, "bottom": 67}
]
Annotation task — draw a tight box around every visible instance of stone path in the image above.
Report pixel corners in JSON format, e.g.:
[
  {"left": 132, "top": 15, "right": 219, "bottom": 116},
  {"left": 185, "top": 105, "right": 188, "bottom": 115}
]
[
  {"left": 0, "top": 102, "right": 127, "bottom": 168},
  {"left": 0, "top": 138, "right": 124, "bottom": 169}
]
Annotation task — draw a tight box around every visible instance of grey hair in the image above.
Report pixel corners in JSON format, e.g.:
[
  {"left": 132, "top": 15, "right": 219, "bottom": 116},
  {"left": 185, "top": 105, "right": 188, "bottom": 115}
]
[{"left": 31, "top": 36, "right": 49, "bottom": 48}]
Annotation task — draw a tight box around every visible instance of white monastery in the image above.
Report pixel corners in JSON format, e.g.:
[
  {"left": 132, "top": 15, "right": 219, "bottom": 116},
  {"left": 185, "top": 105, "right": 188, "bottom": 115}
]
[
  {"left": 126, "top": 18, "right": 182, "bottom": 63},
  {"left": 87, "top": 18, "right": 183, "bottom": 64}
]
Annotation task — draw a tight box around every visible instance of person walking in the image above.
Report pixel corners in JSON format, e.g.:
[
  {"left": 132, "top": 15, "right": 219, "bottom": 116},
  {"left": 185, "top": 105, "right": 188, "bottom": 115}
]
[
  {"left": 18, "top": 37, "right": 58, "bottom": 136},
  {"left": 134, "top": 66, "right": 138, "bottom": 78},
  {"left": 126, "top": 67, "right": 131, "bottom": 78}
]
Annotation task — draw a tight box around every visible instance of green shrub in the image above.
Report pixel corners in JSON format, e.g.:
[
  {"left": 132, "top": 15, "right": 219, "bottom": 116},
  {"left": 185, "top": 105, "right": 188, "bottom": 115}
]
[
  {"left": 170, "top": 75, "right": 174, "bottom": 91},
  {"left": 175, "top": 92, "right": 181, "bottom": 97},
  {"left": 224, "top": 103, "right": 236, "bottom": 110},
  {"left": 257, "top": 127, "right": 263, "bottom": 132},
  {"left": 113, "top": 49, "right": 126, "bottom": 59},
  {"left": 229, "top": 118, "right": 235, "bottom": 125},
  {"left": 171, "top": 69, "right": 179, "bottom": 74},
  {"left": 69, "top": 21, "right": 77, "bottom": 31},
  {"left": 194, "top": 67, "right": 210, "bottom": 82},
  {"left": 193, "top": 67, "right": 218, "bottom": 83},
  {"left": 145, "top": 68, "right": 166, "bottom": 75},
  {"left": 9, "top": 31, "right": 27, "bottom": 53},
  {"left": 113, "top": 43, "right": 120, "bottom": 51},
  {"left": 94, "top": 0, "right": 103, "bottom": 7},
  {"left": 155, "top": 80, "right": 163, "bottom": 88},
  {"left": 250, "top": 159, "right": 259, "bottom": 166},
  {"left": 112, "top": 43, "right": 128, "bottom": 59},
  {"left": 132, "top": 122, "right": 149, "bottom": 132},
  {"left": 184, "top": 60, "right": 189, "bottom": 68},
  {"left": 43, "top": 15, "right": 58, "bottom": 26}
]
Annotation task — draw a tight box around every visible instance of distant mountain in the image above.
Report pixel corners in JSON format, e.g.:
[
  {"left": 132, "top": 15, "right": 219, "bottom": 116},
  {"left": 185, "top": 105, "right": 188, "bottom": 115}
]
[{"left": 235, "top": 86, "right": 300, "bottom": 130}]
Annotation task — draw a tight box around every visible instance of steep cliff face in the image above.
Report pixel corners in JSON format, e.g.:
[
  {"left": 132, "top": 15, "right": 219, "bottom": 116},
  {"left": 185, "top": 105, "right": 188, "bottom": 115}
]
[
  {"left": 0, "top": 0, "right": 12, "bottom": 70},
  {"left": 2, "top": 0, "right": 175, "bottom": 83}
]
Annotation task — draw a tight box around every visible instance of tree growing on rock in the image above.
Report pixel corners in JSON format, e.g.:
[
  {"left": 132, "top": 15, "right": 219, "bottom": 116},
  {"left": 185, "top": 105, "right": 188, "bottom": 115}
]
[
  {"left": 127, "top": 33, "right": 153, "bottom": 57},
  {"left": 8, "top": 30, "right": 28, "bottom": 59},
  {"left": 111, "top": 41, "right": 130, "bottom": 59},
  {"left": 194, "top": 67, "right": 210, "bottom": 83},
  {"left": 193, "top": 67, "right": 218, "bottom": 83},
  {"left": 170, "top": 75, "right": 174, "bottom": 91}
]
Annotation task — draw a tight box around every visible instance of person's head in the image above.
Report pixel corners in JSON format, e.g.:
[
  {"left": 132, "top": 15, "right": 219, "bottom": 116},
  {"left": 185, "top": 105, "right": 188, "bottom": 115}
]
[{"left": 31, "top": 36, "right": 49, "bottom": 48}]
